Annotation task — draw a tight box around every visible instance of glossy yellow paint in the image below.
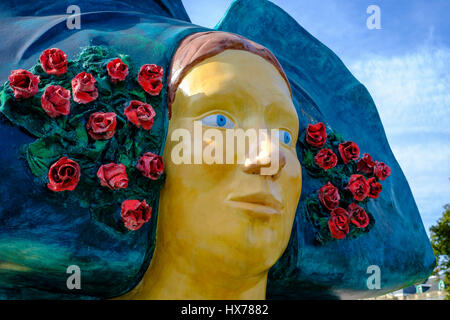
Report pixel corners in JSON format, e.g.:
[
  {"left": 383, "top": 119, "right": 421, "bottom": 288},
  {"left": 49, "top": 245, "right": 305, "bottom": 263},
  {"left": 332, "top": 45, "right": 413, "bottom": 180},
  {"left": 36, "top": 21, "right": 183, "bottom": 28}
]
[{"left": 120, "top": 50, "right": 302, "bottom": 300}]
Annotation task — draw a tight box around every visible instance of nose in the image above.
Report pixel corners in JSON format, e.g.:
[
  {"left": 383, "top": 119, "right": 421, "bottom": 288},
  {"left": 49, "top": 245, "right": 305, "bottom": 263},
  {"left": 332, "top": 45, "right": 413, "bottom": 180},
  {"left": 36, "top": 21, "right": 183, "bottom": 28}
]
[{"left": 241, "top": 138, "right": 286, "bottom": 177}]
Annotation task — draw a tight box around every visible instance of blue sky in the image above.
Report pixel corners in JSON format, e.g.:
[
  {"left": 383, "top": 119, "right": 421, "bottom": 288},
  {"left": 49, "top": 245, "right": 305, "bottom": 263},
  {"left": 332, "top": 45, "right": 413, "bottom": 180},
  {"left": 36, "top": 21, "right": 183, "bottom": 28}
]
[{"left": 182, "top": 0, "right": 450, "bottom": 233}]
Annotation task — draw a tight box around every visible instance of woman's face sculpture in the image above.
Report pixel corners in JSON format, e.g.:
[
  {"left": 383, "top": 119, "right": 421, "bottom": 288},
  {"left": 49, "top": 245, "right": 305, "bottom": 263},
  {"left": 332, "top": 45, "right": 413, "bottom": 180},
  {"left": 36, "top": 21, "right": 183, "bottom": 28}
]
[{"left": 157, "top": 49, "right": 302, "bottom": 280}]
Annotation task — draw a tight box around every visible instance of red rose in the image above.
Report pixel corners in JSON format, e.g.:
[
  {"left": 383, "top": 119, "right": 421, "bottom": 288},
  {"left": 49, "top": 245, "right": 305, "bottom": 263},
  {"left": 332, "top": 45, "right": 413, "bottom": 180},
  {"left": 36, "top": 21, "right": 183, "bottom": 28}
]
[
  {"left": 314, "top": 148, "right": 337, "bottom": 170},
  {"left": 374, "top": 161, "right": 391, "bottom": 181},
  {"left": 357, "top": 153, "right": 375, "bottom": 174},
  {"left": 318, "top": 182, "right": 340, "bottom": 210},
  {"left": 40, "top": 85, "right": 71, "bottom": 118},
  {"left": 136, "top": 152, "right": 164, "bottom": 180},
  {"left": 8, "top": 69, "right": 40, "bottom": 99},
  {"left": 47, "top": 157, "right": 80, "bottom": 192},
  {"left": 97, "top": 163, "right": 128, "bottom": 190},
  {"left": 328, "top": 207, "right": 350, "bottom": 239},
  {"left": 121, "top": 200, "right": 151, "bottom": 231},
  {"left": 338, "top": 141, "right": 360, "bottom": 164},
  {"left": 86, "top": 112, "right": 117, "bottom": 140},
  {"left": 106, "top": 58, "right": 129, "bottom": 83},
  {"left": 71, "top": 72, "right": 98, "bottom": 104},
  {"left": 124, "top": 100, "right": 156, "bottom": 130},
  {"left": 348, "top": 203, "right": 369, "bottom": 228},
  {"left": 367, "top": 177, "right": 382, "bottom": 199},
  {"left": 347, "top": 174, "right": 370, "bottom": 201},
  {"left": 305, "top": 122, "right": 327, "bottom": 147},
  {"left": 39, "top": 48, "right": 68, "bottom": 76},
  {"left": 137, "top": 64, "right": 163, "bottom": 95}
]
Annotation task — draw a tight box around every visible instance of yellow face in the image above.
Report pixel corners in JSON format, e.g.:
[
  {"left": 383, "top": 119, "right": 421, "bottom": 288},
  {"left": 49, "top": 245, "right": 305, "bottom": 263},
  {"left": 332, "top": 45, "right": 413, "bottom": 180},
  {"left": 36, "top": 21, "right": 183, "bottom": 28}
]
[{"left": 158, "top": 50, "right": 302, "bottom": 279}]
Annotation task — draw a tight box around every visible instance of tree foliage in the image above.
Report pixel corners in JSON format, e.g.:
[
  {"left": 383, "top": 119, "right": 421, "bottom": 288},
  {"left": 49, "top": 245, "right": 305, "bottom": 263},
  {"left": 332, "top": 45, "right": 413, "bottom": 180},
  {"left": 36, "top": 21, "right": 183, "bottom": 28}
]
[{"left": 430, "top": 204, "right": 450, "bottom": 299}]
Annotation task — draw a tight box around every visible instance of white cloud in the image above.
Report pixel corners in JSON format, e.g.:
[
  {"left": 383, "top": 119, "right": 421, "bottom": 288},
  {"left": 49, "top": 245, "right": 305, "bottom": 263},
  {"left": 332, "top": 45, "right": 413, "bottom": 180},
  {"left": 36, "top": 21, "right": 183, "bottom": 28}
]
[
  {"left": 350, "top": 47, "right": 450, "bottom": 134},
  {"left": 349, "top": 47, "right": 450, "bottom": 232}
]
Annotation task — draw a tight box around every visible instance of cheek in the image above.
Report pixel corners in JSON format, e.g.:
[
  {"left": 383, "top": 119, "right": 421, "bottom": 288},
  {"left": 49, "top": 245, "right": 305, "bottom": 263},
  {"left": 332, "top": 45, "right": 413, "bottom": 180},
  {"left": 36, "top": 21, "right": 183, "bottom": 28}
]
[
  {"left": 280, "top": 151, "right": 302, "bottom": 225},
  {"left": 159, "top": 161, "right": 249, "bottom": 264},
  {"left": 282, "top": 151, "right": 302, "bottom": 195},
  {"left": 161, "top": 138, "right": 240, "bottom": 229},
  {"left": 164, "top": 120, "right": 237, "bottom": 192}
]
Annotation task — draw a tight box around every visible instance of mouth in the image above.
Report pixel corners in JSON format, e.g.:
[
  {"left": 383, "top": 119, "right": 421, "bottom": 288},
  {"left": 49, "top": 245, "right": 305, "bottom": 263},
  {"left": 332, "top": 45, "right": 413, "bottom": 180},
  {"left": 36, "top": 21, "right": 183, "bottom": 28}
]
[{"left": 226, "top": 192, "right": 283, "bottom": 215}]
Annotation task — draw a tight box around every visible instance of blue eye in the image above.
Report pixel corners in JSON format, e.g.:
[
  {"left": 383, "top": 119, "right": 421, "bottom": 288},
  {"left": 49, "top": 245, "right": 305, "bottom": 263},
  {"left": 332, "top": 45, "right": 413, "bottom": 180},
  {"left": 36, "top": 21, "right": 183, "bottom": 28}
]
[
  {"left": 201, "top": 114, "right": 235, "bottom": 129},
  {"left": 217, "top": 114, "right": 226, "bottom": 127},
  {"left": 279, "top": 130, "right": 292, "bottom": 146}
]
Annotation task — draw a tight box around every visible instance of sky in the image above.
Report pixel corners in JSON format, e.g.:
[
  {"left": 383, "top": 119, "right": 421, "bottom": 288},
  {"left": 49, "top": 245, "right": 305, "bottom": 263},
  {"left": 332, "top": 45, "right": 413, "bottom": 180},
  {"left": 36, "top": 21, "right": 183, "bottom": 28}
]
[{"left": 182, "top": 0, "right": 450, "bottom": 233}]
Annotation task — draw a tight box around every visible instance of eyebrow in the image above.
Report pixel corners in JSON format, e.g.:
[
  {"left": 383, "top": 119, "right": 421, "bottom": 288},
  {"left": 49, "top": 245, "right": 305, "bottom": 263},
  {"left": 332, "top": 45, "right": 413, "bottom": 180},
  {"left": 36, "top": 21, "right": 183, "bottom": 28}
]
[
  {"left": 185, "top": 91, "right": 244, "bottom": 118},
  {"left": 264, "top": 100, "right": 299, "bottom": 135},
  {"left": 185, "top": 88, "right": 298, "bottom": 134}
]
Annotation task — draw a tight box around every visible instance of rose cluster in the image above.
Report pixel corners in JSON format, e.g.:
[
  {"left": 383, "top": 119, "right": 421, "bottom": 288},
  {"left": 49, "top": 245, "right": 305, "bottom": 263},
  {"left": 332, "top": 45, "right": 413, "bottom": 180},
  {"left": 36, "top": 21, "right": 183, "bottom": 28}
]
[
  {"left": 304, "top": 122, "right": 391, "bottom": 241},
  {"left": 8, "top": 48, "right": 166, "bottom": 231}
]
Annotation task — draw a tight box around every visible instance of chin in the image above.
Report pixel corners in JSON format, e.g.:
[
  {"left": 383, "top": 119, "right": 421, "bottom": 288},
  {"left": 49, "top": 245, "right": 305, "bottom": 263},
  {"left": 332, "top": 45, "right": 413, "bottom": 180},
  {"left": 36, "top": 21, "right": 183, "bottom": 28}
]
[
  {"left": 207, "top": 230, "right": 289, "bottom": 277},
  {"left": 227, "top": 246, "right": 285, "bottom": 277}
]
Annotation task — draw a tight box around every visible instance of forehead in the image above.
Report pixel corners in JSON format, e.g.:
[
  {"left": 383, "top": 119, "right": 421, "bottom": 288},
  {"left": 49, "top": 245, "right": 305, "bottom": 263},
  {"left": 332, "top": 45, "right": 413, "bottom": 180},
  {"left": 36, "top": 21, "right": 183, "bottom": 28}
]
[{"left": 178, "top": 50, "right": 294, "bottom": 110}]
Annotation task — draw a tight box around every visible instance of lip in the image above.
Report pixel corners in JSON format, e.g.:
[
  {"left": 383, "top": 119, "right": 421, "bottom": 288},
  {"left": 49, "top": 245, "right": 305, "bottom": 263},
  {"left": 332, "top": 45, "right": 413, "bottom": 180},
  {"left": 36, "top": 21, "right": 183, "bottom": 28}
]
[{"left": 226, "top": 192, "right": 283, "bottom": 215}]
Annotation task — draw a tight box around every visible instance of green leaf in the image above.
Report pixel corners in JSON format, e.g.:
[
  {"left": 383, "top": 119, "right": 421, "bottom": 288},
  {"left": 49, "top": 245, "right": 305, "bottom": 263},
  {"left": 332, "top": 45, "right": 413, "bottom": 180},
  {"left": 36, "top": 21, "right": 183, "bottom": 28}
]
[
  {"left": 0, "top": 86, "right": 54, "bottom": 137},
  {"left": 129, "top": 89, "right": 146, "bottom": 102},
  {"left": 118, "top": 54, "right": 131, "bottom": 67},
  {"left": 96, "top": 76, "right": 112, "bottom": 97},
  {"left": 75, "top": 122, "right": 89, "bottom": 147},
  {"left": 303, "top": 149, "right": 314, "bottom": 167},
  {"left": 82, "top": 140, "right": 109, "bottom": 161},
  {"left": 26, "top": 135, "right": 67, "bottom": 179}
]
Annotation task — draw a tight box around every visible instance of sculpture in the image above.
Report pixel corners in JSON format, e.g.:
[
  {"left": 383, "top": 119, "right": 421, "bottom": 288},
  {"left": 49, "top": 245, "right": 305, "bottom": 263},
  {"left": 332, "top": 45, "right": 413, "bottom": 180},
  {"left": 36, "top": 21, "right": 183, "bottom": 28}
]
[
  {"left": 120, "top": 33, "right": 301, "bottom": 299},
  {"left": 0, "top": 0, "right": 435, "bottom": 299}
]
